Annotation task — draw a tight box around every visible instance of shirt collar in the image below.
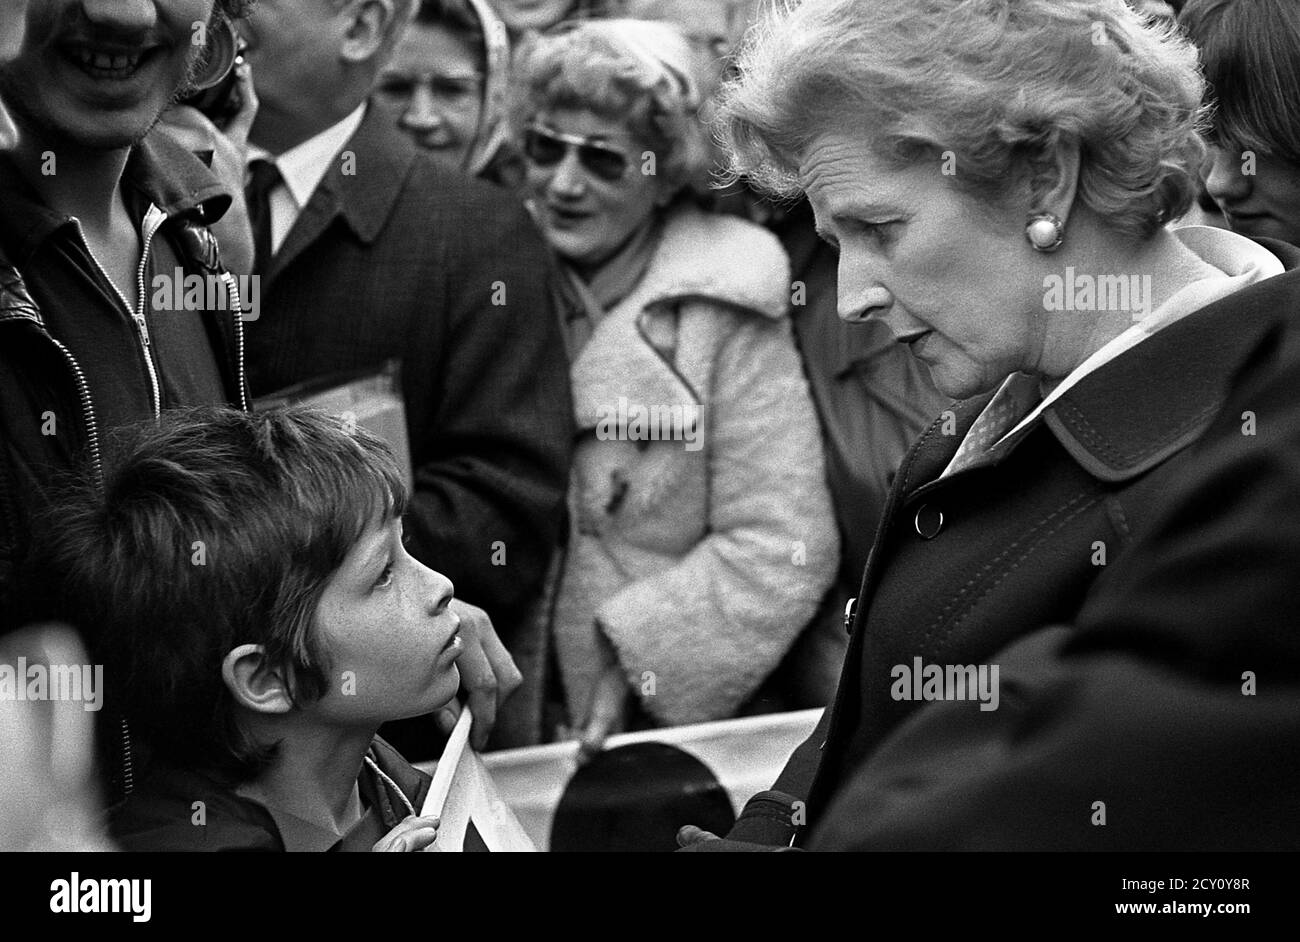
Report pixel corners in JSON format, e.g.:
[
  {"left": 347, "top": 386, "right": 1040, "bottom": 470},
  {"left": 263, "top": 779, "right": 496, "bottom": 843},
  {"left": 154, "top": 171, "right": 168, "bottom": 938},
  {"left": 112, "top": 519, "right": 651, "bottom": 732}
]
[
  {"left": 233, "top": 737, "right": 426, "bottom": 852},
  {"left": 262, "top": 793, "right": 367, "bottom": 854},
  {"left": 250, "top": 103, "right": 367, "bottom": 210}
]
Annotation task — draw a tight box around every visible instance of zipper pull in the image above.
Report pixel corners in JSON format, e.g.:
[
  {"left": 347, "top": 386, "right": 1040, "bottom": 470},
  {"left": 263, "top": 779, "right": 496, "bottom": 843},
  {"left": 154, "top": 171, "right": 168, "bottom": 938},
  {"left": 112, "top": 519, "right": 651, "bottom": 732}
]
[{"left": 134, "top": 314, "right": 150, "bottom": 345}]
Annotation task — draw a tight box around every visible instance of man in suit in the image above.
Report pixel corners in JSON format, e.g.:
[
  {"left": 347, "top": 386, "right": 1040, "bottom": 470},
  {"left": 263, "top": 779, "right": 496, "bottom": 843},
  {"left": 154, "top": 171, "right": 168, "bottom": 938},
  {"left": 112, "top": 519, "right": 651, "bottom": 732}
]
[{"left": 237, "top": 0, "right": 574, "bottom": 749}]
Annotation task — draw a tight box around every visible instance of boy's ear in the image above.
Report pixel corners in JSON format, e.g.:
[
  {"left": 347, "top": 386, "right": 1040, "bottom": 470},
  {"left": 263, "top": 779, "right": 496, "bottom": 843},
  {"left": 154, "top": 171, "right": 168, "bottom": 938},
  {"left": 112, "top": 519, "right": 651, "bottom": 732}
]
[{"left": 222, "top": 644, "right": 295, "bottom": 715}]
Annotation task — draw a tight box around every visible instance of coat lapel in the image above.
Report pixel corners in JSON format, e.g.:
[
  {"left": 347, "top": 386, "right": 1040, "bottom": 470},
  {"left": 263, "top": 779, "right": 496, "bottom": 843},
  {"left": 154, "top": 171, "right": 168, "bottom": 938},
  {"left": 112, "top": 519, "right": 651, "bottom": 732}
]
[
  {"left": 266, "top": 102, "right": 419, "bottom": 291},
  {"left": 267, "top": 177, "right": 340, "bottom": 289},
  {"left": 567, "top": 208, "right": 791, "bottom": 432},
  {"left": 569, "top": 302, "right": 700, "bottom": 432},
  {"left": 894, "top": 393, "right": 989, "bottom": 496}
]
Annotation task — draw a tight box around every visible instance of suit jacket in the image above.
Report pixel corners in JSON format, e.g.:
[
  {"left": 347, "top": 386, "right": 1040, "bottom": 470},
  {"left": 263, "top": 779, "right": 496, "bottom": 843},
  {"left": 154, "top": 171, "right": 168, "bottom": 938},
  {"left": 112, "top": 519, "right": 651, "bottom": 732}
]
[
  {"left": 720, "top": 238, "right": 1300, "bottom": 848},
  {"left": 244, "top": 103, "right": 574, "bottom": 638}
]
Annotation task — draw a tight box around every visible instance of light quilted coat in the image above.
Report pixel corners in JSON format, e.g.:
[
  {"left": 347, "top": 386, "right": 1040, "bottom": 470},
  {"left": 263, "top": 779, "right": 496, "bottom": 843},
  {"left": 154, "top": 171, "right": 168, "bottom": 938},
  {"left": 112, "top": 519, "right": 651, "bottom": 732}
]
[{"left": 551, "top": 205, "right": 840, "bottom": 728}]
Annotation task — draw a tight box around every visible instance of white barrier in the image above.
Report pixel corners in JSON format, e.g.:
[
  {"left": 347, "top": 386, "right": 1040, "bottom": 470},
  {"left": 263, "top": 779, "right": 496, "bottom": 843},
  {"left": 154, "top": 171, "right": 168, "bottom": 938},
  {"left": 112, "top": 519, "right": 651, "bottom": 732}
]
[{"left": 415, "top": 708, "right": 821, "bottom": 851}]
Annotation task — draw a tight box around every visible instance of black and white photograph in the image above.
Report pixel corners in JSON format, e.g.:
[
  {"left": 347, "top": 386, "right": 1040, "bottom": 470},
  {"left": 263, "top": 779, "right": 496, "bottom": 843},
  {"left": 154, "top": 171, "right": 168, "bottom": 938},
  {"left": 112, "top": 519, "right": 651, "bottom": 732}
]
[{"left": 0, "top": 0, "right": 1295, "bottom": 926}]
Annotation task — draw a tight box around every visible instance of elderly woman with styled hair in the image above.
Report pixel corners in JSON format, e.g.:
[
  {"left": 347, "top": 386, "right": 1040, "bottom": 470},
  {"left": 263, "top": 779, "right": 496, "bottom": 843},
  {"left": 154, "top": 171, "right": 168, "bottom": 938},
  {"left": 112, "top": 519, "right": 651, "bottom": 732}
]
[
  {"left": 677, "top": 0, "right": 1300, "bottom": 850},
  {"left": 508, "top": 19, "right": 839, "bottom": 750}
]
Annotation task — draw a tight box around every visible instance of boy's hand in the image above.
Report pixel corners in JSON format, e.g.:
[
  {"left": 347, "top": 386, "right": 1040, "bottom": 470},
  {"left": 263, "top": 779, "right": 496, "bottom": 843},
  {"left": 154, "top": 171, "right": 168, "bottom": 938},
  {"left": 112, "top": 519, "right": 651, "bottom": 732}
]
[
  {"left": 372, "top": 814, "right": 441, "bottom": 852},
  {"left": 445, "top": 599, "right": 522, "bottom": 750}
]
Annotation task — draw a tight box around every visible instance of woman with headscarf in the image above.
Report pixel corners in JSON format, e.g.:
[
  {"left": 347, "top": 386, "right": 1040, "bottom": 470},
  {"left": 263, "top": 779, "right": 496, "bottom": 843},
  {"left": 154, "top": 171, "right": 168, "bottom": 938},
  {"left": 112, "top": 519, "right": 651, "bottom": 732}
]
[
  {"left": 509, "top": 19, "right": 839, "bottom": 750},
  {"left": 678, "top": 0, "right": 1300, "bottom": 850},
  {"left": 378, "top": 0, "right": 518, "bottom": 183}
]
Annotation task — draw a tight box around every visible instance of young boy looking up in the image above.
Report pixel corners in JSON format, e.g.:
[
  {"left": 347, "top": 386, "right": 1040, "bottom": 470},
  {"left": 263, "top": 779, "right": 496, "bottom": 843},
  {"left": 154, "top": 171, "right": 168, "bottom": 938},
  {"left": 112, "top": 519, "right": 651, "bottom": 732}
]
[{"left": 36, "top": 407, "right": 463, "bottom": 851}]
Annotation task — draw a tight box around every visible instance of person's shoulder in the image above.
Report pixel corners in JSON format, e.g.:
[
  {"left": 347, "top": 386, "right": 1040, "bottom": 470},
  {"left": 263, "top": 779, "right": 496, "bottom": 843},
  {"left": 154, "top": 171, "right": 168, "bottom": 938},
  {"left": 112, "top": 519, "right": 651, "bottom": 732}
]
[
  {"left": 644, "top": 203, "right": 792, "bottom": 320},
  {"left": 109, "top": 761, "right": 282, "bottom": 852},
  {"left": 1251, "top": 235, "right": 1300, "bottom": 271},
  {"left": 404, "top": 152, "right": 532, "bottom": 222},
  {"left": 346, "top": 103, "right": 544, "bottom": 255},
  {"left": 662, "top": 202, "right": 789, "bottom": 270},
  {"left": 1176, "top": 261, "right": 1300, "bottom": 376},
  {"left": 391, "top": 154, "right": 550, "bottom": 268},
  {"left": 1220, "top": 279, "right": 1300, "bottom": 410}
]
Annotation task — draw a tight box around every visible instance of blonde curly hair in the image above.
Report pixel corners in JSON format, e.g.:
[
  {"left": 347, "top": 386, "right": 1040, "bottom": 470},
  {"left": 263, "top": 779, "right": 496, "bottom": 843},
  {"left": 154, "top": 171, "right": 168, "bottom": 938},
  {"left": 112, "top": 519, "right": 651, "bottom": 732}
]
[{"left": 509, "top": 18, "right": 710, "bottom": 196}]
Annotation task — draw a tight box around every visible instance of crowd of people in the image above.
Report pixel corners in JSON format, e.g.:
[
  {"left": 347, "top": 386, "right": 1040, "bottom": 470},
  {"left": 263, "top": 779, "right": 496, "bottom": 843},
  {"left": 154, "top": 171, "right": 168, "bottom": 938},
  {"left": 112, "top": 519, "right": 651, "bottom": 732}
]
[{"left": 1, "top": 0, "right": 1298, "bottom": 852}]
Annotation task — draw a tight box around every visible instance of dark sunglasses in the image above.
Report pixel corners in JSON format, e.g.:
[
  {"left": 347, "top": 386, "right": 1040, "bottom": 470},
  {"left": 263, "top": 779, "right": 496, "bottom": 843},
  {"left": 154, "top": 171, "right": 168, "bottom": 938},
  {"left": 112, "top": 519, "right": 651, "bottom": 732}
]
[{"left": 523, "top": 124, "right": 631, "bottom": 182}]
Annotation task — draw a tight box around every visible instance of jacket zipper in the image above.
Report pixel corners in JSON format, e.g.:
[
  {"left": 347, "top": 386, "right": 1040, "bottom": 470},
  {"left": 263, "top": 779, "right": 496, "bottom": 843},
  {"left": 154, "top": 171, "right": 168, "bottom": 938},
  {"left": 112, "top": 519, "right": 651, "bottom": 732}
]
[
  {"left": 120, "top": 207, "right": 167, "bottom": 793},
  {"left": 75, "top": 208, "right": 165, "bottom": 420},
  {"left": 46, "top": 336, "right": 104, "bottom": 486},
  {"left": 68, "top": 208, "right": 164, "bottom": 797},
  {"left": 9, "top": 206, "right": 235, "bottom": 799},
  {"left": 133, "top": 208, "right": 165, "bottom": 419},
  {"left": 219, "top": 270, "right": 250, "bottom": 411},
  {"left": 45, "top": 334, "right": 132, "bottom": 795}
]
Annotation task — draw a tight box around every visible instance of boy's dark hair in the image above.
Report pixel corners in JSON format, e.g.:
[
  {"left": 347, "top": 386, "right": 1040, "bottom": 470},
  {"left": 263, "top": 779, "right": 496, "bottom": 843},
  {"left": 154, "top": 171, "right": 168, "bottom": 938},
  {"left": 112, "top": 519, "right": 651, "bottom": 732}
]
[
  {"left": 34, "top": 407, "right": 408, "bottom": 781},
  {"left": 1179, "top": 0, "right": 1300, "bottom": 164}
]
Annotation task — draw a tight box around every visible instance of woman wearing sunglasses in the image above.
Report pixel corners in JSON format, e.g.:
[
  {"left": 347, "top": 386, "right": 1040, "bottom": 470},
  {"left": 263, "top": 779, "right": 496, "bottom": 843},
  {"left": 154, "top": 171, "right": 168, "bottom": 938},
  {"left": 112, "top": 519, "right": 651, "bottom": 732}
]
[{"left": 509, "top": 19, "right": 839, "bottom": 751}]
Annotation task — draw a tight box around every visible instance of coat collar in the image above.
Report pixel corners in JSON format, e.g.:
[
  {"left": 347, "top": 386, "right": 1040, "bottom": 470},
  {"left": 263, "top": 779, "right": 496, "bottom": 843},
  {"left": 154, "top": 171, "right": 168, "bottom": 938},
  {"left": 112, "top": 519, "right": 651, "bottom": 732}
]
[
  {"left": 897, "top": 393, "right": 991, "bottom": 495},
  {"left": 0, "top": 131, "right": 232, "bottom": 329},
  {"left": 0, "top": 251, "right": 41, "bottom": 326},
  {"left": 130, "top": 127, "right": 234, "bottom": 224},
  {"left": 568, "top": 205, "right": 790, "bottom": 431},
  {"left": 631, "top": 204, "right": 790, "bottom": 319},
  {"left": 231, "top": 736, "right": 429, "bottom": 853},
  {"left": 0, "top": 126, "right": 231, "bottom": 267},
  {"left": 268, "top": 101, "right": 418, "bottom": 286},
  {"left": 904, "top": 237, "right": 1300, "bottom": 492},
  {"left": 1044, "top": 239, "right": 1300, "bottom": 481}
]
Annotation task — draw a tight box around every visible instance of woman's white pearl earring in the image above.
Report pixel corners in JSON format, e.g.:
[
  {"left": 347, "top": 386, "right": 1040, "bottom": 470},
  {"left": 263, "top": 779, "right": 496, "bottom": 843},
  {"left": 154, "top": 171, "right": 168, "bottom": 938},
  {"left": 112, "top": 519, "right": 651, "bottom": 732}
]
[{"left": 1025, "top": 212, "right": 1064, "bottom": 252}]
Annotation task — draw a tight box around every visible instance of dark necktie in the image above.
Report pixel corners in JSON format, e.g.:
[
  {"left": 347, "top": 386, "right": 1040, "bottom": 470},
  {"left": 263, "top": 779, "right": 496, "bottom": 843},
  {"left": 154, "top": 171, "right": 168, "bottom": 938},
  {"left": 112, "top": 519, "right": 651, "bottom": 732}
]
[{"left": 245, "top": 158, "right": 282, "bottom": 277}]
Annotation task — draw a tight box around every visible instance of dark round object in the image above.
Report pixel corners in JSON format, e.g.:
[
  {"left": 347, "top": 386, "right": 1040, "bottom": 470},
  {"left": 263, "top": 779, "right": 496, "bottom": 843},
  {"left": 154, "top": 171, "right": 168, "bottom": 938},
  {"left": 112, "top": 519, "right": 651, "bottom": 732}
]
[{"left": 550, "top": 742, "right": 735, "bottom": 852}]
